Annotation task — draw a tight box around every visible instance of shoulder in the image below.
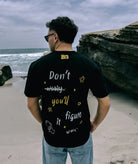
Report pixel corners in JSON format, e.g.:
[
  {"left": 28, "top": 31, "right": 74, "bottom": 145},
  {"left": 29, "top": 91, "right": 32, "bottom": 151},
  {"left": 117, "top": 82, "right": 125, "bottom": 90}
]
[
  {"left": 29, "top": 52, "right": 55, "bottom": 70},
  {"left": 76, "top": 52, "right": 100, "bottom": 71}
]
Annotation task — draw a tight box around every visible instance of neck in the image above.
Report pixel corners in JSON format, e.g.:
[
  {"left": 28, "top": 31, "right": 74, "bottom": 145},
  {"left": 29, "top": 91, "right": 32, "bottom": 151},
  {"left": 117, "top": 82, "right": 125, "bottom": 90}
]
[{"left": 55, "top": 42, "right": 73, "bottom": 51}]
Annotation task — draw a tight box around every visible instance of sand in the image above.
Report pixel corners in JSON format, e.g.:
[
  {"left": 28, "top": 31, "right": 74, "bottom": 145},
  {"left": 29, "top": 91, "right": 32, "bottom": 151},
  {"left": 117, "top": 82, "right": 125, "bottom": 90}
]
[{"left": 0, "top": 77, "right": 138, "bottom": 164}]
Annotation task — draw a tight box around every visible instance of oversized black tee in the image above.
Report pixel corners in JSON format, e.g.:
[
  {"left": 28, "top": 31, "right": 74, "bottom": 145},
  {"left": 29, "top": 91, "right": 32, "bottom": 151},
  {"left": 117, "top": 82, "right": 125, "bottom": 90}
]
[{"left": 24, "top": 51, "right": 109, "bottom": 147}]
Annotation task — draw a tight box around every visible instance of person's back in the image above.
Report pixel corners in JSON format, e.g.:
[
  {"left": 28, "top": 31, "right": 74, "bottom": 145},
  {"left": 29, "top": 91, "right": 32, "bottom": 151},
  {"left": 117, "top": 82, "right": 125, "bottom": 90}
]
[{"left": 24, "top": 16, "right": 110, "bottom": 164}]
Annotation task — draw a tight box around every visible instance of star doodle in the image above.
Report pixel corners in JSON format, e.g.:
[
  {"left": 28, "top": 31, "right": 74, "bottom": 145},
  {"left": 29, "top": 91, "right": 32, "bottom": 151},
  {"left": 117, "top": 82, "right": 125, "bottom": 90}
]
[{"left": 79, "top": 76, "right": 85, "bottom": 83}]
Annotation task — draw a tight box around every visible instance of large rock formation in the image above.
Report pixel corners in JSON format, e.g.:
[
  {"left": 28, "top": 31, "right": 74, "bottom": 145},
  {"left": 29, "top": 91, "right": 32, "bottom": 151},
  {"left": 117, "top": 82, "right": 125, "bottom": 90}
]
[
  {"left": 0, "top": 65, "right": 13, "bottom": 86},
  {"left": 77, "top": 22, "right": 138, "bottom": 98}
]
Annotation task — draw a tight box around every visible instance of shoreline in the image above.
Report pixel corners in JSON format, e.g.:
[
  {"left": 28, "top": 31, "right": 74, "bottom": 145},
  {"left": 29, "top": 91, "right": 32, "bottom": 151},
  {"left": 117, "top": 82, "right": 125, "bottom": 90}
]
[{"left": 0, "top": 77, "right": 138, "bottom": 164}]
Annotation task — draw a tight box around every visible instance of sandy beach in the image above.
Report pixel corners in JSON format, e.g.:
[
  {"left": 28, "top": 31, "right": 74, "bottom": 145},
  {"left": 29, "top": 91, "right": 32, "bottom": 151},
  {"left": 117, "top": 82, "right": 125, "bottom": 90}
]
[{"left": 0, "top": 77, "right": 138, "bottom": 164}]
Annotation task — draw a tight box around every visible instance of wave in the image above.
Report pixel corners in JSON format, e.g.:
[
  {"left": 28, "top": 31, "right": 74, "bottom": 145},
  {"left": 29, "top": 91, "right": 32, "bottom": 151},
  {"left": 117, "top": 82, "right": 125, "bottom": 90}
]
[
  {"left": 12, "top": 71, "right": 27, "bottom": 77},
  {"left": 0, "top": 52, "right": 46, "bottom": 57},
  {"left": 0, "top": 48, "right": 48, "bottom": 54},
  {"left": 0, "top": 49, "right": 49, "bottom": 77}
]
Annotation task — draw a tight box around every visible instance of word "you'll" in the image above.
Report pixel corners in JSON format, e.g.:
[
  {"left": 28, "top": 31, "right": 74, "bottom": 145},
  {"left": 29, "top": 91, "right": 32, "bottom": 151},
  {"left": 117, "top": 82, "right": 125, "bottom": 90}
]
[{"left": 52, "top": 95, "right": 70, "bottom": 107}]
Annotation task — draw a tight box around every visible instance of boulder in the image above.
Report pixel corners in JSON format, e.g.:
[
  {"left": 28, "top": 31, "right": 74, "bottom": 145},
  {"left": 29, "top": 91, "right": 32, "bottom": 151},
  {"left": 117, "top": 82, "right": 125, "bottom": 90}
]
[
  {"left": 0, "top": 65, "right": 13, "bottom": 86},
  {"left": 77, "top": 22, "right": 138, "bottom": 98}
]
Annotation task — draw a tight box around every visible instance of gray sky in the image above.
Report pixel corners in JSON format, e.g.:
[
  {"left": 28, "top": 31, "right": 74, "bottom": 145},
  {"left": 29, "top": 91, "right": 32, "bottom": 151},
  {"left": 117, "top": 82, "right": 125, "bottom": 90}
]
[{"left": 0, "top": 0, "right": 137, "bottom": 49}]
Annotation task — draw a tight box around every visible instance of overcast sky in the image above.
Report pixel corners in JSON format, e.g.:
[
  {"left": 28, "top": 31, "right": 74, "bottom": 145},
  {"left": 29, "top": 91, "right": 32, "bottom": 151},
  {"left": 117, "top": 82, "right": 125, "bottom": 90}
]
[{"left": 0, "top": 0, "right": 137, "bottom": 49}]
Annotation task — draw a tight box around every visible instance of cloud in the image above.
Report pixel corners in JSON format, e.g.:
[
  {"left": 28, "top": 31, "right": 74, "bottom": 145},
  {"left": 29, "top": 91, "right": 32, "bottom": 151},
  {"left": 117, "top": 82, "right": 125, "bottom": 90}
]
[
  {"left": 80, "top": 0, "right": 121, "bottom": 7},
  {"left": 0, "top": 0, "right": 137, "bottom": 48},
  {"left": 80, "top": 0, "right": 138, "bottom": 8},
  {"left": 0, "top": 0, "right": 76, "bottom": 33}
]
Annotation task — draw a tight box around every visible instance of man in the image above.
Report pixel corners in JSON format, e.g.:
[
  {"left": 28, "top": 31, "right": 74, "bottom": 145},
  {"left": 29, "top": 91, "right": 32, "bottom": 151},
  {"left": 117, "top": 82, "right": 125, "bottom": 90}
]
[{"left": 24, "top": 16, "right": 110, "bottom": 164}]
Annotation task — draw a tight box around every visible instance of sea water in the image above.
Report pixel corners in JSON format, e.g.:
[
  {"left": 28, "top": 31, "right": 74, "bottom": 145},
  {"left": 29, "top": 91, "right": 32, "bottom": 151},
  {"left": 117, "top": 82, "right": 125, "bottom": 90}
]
[{"left": 0, "top": 48, "right": 49, "bottom": 76}]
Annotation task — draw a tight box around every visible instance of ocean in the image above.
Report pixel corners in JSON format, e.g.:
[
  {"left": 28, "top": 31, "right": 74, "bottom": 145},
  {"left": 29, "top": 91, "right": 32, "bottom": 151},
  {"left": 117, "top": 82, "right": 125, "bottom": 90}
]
[{"left": 0, "top": 48, "right": 49, "bottom": 77}]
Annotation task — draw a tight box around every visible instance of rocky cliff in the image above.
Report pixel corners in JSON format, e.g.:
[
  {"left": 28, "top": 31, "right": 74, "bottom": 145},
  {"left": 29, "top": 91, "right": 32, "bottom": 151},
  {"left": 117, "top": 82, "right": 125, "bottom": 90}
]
[{"left": 77, "top": 22, "right": 138, "bottom": 98}]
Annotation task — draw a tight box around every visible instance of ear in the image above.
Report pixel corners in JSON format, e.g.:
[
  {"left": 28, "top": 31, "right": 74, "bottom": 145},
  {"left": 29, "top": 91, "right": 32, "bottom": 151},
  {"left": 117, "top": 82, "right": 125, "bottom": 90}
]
[{"left": 54, "top": 33, "right": 59, "bottom": 41}]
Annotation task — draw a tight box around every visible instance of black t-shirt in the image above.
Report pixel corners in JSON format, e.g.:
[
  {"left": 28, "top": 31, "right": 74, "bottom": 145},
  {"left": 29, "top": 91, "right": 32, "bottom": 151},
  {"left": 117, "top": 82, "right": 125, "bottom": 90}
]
[{"left": 24, "top": 51, "right": 109, "bottom": 147}]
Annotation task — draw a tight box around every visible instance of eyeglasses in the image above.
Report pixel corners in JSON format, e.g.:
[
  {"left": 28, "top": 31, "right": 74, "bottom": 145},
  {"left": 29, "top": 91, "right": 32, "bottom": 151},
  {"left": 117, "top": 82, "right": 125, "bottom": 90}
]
[{"left": 44, "top": 33, "right": 54, "bottom": 42}]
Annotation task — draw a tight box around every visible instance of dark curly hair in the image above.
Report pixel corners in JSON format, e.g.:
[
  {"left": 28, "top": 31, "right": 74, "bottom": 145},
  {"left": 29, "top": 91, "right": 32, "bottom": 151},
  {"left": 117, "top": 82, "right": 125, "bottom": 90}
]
[{"left": 46, "top": 16, "right": 78, "bottom": 44}]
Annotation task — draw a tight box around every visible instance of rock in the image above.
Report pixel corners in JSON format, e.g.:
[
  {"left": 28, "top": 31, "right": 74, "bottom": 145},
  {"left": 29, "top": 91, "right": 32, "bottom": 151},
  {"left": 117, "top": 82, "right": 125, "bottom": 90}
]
[
  {"left": 0, "top": 65, "right": 13, "bottom": 86},
  {"left": 77, "top": 22, "right": 138, "bottom": 98}
]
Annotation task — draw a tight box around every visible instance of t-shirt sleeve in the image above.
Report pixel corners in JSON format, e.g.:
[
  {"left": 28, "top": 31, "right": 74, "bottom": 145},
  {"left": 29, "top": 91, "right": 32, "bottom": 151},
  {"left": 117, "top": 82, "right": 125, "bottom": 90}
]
[
  {"left": 24, "top": 62, "right": 42, "bottom": 97},
  {"left": 88, "top": 62, "right": 109, "bottom": 98}
]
